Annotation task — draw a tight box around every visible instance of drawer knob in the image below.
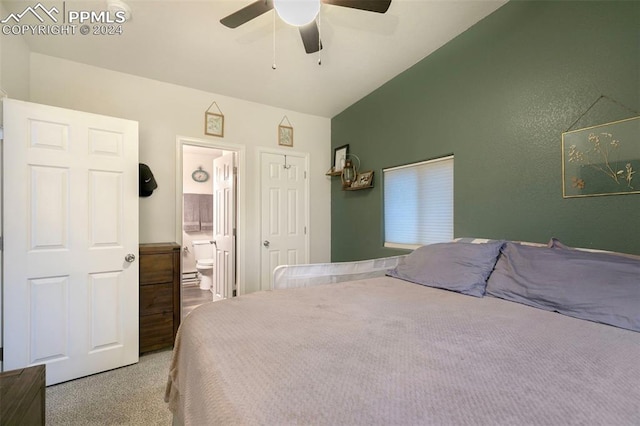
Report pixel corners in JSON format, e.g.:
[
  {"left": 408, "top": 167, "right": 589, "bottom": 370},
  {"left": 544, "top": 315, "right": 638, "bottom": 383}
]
[{"left": 125, "top": 253, "right": 136, "bottom": 263}]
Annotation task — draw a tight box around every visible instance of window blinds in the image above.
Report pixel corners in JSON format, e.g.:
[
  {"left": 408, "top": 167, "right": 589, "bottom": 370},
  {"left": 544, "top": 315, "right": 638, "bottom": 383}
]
[{"left": 383, "top": 155, "right": 453, "bottom": 249}]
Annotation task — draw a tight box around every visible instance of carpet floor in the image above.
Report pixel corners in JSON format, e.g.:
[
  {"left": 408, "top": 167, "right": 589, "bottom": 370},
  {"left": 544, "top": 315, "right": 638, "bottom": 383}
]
[{"left": 46, "top": 349, "right": 173, "bottom": 425}]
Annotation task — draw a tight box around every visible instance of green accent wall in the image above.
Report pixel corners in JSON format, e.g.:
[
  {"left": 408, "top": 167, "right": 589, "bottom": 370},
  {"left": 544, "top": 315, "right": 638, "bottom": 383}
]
[{"left": 331, "top": 0, "right": 640, "bottom": 261}]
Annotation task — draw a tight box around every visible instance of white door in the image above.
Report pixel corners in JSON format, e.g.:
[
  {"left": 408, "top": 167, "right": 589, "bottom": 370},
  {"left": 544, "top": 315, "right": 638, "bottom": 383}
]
[
  {"left": 2, "top": 99, "right": 139, "bottom": 385},
  {"left": 260, "top": 153, "right": 308, "bottom": 290},
  {"left": 213, "top": 152, "right": 236, "bottom": 300}
]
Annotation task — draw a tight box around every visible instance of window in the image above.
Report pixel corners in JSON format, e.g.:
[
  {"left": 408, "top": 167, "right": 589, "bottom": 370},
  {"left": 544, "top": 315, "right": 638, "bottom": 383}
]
[{"left": 383, "top": 155, "right": 453, "bottom": 249}]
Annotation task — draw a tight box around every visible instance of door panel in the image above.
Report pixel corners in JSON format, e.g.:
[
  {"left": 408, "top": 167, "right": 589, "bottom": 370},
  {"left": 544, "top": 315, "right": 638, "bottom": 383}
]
[
  {"left": 29, "top": 276, "right": 69, "bottom": 364},
  {"left": 89, "top": 170, "right": 122, "bottom": 247},
  {"left": 260, "top": 153, "right": 308, "bottom": 290},
  {"left": 30, "top": 165, "right": 69, "bottom": 250},
  {"left": 3, "top": 99, "right": 139, "bottom": 385},
  {"left": 213, "top": 152, "right": 236, "bottom": 300},
  {"left": 89, "top": 271, "right": 122, "bottom": 351}
]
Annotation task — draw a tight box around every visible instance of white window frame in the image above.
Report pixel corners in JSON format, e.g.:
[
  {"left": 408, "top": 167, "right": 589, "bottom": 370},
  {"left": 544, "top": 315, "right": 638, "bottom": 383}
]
[{"left": 383, "top": 155, "right": 454, "bottom": 250}]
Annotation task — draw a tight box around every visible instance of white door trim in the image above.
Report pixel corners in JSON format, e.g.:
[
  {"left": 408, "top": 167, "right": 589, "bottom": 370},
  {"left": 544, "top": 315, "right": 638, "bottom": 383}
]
[
  {"left": 175, "top": 136, "right": 246, "bottom": 297},
  {"left": 256, "top": 147, "right": 310, "bottom": 290}
]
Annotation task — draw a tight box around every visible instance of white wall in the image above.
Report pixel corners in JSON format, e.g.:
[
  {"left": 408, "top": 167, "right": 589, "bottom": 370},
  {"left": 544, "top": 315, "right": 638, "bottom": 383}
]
[
  {"left": 0, "top": 2, "right": 30, "bottom": 102},
  {"left": 29, "top": 53, "right": 331, "bottom": 294}
]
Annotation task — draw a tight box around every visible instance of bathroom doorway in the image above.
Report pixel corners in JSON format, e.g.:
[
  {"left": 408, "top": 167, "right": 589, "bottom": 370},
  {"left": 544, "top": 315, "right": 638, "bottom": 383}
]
[{"left": 175, "top": 137, "right": 245, "bottom": 318}]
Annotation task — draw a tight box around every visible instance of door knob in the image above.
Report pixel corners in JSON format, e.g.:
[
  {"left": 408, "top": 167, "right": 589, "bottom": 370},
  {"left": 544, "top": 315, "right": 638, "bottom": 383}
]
[
  {"left": 125, "top": 253, "right": 136, "bottom": 263},
  {"left": 263, "top": 240, "right": 270, "bottom": 248}
]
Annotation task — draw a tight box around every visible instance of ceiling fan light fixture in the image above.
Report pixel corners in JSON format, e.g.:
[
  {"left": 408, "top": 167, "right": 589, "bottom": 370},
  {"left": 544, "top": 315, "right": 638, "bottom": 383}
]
[
  {"left": 274, "top": 0, "right": 320, "bottom": 27},
  {"left": 106, "top": 0, "right": 132, "bottom": 21}
]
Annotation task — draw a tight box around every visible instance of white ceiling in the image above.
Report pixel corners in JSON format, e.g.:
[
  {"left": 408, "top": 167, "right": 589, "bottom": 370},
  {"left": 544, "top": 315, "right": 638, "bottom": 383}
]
[{"left": 4, "top": 0, "right": 506, "bottom": 117}]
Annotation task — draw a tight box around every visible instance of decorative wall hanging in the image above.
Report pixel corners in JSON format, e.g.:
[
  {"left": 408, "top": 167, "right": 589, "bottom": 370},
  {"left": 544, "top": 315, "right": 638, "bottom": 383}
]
[
  {"left": 562, "top": 116, "right": 639, "bottom": 198},
  {"left": 205, "top": 101, "right": 224, "bottom": 137},
  {"left": 341, "top": 157, "right": 357, "bottom": 188},
  {"left": 351, "top": 170, "right": 374, "bottom": 190},
  {"left": 278, "top": 116, "right": 294, "bottom": 147},
  {"left": 332, "top": 144, "right": 349, "bottom": 173},
  {"left": 191, "top": 166, "right": 210, "bottom": 183}
]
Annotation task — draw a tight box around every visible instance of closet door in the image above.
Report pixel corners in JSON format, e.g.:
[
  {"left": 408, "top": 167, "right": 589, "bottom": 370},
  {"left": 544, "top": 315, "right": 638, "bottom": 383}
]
[
  {"left": 2, "top": 99, "right": 139, "bottom": 385},
  {"left": 260, "top": 152, "right": 308, "bottom": 290}
]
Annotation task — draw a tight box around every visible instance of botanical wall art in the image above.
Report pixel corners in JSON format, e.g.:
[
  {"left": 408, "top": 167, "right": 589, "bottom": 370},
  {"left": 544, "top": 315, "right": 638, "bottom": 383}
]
[
  {"left": 205, "top": 101, "right": 224, "bottom": 137},
  {"left": 562, "top": 116, "right": 639, "bottom": 198},
  {"left": 278, "top": 116, "right": 294, "bottom": 147},
  {"left": 278, "top": 125, "right": 293, "bottom": 147}
]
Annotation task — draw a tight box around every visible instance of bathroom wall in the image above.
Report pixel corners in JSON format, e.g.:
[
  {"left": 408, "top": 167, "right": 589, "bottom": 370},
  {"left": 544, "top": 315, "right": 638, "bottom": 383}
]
[{"left": 181, "top": 145, "right": 222, "bottom": 274}]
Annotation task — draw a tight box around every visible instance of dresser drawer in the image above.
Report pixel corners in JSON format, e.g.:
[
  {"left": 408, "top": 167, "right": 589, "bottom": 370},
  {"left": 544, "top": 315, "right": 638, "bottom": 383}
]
[
  {"left": 139, "top": 253, "right": 175, "bottom": 284},
  {"left": 140, "top": 312, "right": 174, "bottom": 353},
  {"left": 140, "top": 283, "right": 173, "bottom": 316},
  {"left": 139, "top": 242, "right": 180, "bottom": 354}
]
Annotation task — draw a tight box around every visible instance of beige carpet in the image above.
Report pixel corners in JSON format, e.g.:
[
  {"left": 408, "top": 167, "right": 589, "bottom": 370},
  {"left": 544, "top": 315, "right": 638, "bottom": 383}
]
[{"left": 46, "top": 349, "right": 173, "bottom": 425}]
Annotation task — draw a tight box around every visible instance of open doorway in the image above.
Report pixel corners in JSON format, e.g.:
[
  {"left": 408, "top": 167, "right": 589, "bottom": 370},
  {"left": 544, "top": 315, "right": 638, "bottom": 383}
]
[{"left": 175, "top": 137, "right": 245, "bottom": 318}]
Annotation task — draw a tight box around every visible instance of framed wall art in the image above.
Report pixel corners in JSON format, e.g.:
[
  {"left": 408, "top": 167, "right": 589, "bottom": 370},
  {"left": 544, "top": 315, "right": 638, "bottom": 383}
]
[
  {"left": 205, "top": 101, "right": 224, "bottom": 137},
  {"left": 562, "top": 116, "right": 639, "bottom": 198},
  {"left": 278, "top": 125, "right": 293, "bottom": 147},
  {"left": 333, "top": 144, "right": 349, "bottom": 173},
  {"left": 278, "top": 116, "right": 294, "bottom": 147},
  {"left": 352, "top": 171, "right": 374, "bottom": 189}
]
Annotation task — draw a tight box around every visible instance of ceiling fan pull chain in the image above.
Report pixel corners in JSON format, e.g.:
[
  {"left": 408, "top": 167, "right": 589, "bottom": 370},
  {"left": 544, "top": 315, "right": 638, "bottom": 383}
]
[{"left": 272, "top": 8, "right": 277, "bottom": 70}]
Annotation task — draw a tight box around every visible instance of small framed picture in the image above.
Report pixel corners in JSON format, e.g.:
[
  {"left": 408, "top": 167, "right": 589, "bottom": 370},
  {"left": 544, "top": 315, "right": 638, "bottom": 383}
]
[
  {"left": 205, "top": 112, "right": 224, "bottom": 137},
  {"left": 353, "top": 171, "right": 374, "bottom": 188},
  {"left": 278, "top": 125, "right": 293, "bottom": 147},
  {"left": 333, "top": 144, "right": 349, "bottom": 172}
]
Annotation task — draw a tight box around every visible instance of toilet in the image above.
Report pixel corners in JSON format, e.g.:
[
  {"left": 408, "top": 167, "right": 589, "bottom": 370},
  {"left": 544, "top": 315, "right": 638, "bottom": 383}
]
[{"left": 192, "top": 240, "right": 214, "bottom": 290}]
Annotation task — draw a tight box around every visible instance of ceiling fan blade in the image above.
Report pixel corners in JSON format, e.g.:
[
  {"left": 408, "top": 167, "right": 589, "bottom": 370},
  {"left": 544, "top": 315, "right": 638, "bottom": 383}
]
[
  {"left": 321, "top": 0, "right": 391, "bottom": 13},
  {"left": 299, "top": 21, "right": 322, "bottom": 54},
  {"left": 220, "top": 0, "right": 274, "bottom": 28}
]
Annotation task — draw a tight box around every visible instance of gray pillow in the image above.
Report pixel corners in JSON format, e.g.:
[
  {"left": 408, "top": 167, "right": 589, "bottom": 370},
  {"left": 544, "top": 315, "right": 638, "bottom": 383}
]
[
  {"left": 486, "top": 242, "right": 640, "bottom": 332},
  {"left": 386, "top": 241, "right": 504, "bottom": 297}
]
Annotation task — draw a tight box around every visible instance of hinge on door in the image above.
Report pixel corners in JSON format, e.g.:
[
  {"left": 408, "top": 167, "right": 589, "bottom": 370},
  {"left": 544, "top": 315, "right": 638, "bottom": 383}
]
[
  {"left": 304, "top": 226, "right": 307, "bottom": 235},
  {"left": 233, "top": 228, "right": 236, "bottom": 237},
  {"left": 233, "top": 166, "right": 238, "bottom": 175},
  {"left": 0, "top": 347, "right": 3, "bottom": 362},
  {"left": 0, "top": 236, "right": 3, "bottom": 251},
  {"left": 304, "top": 171, "right": 307, "bottom": 179}
]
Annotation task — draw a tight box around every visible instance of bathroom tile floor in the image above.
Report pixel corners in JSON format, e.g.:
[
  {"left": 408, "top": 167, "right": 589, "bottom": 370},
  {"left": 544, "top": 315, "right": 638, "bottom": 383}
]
[{"left": 182, "top": 285, "right": 213, "bottom": 318}]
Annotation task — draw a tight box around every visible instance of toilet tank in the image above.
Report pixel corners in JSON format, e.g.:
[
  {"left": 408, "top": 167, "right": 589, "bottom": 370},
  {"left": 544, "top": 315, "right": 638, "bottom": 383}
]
[{"left": 192, "top": 240, "right": 214, "bottom": 260}]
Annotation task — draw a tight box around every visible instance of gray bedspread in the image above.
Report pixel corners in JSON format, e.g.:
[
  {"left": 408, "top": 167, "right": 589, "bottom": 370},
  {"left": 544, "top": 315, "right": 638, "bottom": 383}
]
[{"left": 165, "top": 277, "right": 640, "bottom": 425}]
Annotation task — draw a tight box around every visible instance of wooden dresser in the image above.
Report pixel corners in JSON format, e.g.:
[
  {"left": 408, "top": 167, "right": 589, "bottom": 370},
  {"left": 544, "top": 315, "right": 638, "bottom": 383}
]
[
  {"left": 139, "top": 242, "right": 181, "bottom": 354},
  {"left": 0, "top": 364, "right": 46, "bottom": 425}
]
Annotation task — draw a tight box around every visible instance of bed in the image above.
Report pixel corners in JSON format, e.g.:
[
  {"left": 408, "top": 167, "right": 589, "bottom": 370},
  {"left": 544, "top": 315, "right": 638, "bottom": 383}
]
[{"left": 165, "top": 239, "right": 640, "bottom": 425}]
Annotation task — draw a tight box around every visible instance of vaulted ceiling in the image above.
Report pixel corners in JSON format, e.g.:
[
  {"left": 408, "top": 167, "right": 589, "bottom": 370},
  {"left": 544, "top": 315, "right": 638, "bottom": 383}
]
[{"left": 3, "top": 0, "right": 506, "bottom": 117}]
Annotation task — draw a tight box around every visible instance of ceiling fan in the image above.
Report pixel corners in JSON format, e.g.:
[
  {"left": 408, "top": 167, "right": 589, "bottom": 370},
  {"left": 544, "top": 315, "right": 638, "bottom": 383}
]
[{"left": 220, "top": 0, "right": 392, "bottom": 54}]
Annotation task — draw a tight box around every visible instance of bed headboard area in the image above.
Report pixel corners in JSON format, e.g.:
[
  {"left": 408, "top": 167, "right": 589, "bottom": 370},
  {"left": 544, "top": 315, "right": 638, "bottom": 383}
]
[
  {"left": 273, "top": 255, "right": 406, "bottom": 289},
  {"left": 167, "top": 237, "right": 640, "bottom": 425},
  {"left": 275, "top": 238, "right": 640, "bottom": 332}
]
